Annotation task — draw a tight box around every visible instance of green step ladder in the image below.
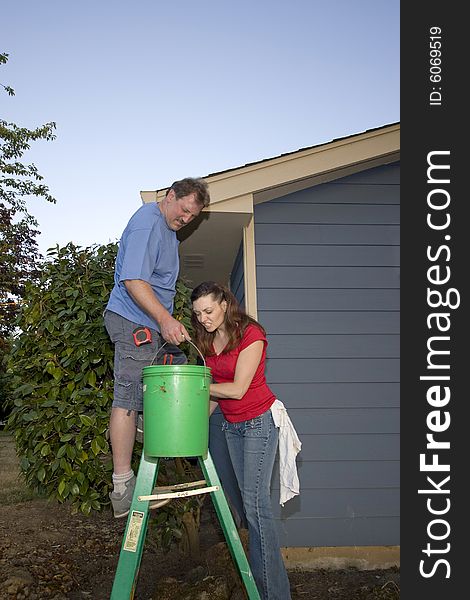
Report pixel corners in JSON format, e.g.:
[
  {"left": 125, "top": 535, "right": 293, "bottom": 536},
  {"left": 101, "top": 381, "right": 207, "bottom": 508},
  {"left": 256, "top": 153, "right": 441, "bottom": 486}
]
[{"left": 110, "top": 449, "right": 261, "bottom": 600}]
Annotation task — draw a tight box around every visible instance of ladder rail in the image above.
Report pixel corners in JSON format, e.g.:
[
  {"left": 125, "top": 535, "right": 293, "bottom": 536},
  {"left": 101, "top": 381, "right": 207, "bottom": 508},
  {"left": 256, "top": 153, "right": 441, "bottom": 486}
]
[
  {"left": 110, "top": 455, "right": 160, "bottom": 600},
  {"left": 199, "top": 452, "right": 261, "bottom": 600}
]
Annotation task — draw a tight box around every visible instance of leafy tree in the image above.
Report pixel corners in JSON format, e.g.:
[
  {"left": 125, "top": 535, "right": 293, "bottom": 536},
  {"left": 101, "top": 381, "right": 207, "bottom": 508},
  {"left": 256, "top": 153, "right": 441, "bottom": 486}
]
[
  {"left": 5, "top": 242, "right": 197, "bottom": 517},
  {"left": 1, "top": 51, "right": 57, "bottom": 416}
]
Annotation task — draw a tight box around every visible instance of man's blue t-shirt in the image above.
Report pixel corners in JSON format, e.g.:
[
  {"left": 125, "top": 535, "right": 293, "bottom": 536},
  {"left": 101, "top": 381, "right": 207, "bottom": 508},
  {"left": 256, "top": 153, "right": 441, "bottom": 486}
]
[{"left": 106, "top": 202, "right": 179, "bottom": 331}]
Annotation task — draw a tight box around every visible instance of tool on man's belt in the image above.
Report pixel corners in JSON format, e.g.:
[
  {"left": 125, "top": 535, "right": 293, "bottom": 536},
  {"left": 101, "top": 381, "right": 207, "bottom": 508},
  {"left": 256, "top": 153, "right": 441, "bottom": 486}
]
[{"left": 132, "top": 326, "right": 152, "bottom": 346}]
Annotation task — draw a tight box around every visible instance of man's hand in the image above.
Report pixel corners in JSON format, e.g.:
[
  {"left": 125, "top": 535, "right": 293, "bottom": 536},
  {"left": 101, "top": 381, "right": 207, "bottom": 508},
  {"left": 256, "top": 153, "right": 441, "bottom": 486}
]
[{"left": 159, "top": 313, "right": 191, "bottom": 346}]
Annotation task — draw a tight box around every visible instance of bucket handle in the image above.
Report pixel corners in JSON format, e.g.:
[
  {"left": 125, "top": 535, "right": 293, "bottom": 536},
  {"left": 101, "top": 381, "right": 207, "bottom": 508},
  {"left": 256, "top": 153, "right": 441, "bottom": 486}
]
[{"left": 151, "top": 339, "right": 206, "bottom": 367}]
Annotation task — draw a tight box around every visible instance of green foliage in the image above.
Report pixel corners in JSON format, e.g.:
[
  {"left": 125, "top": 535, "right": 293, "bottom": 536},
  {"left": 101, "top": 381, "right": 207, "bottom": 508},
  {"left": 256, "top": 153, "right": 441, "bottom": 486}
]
[
  {"left": 5, "top": 241, "right": 196, "bottom": 517},
  {"left": 0, "top": 355, "right": 12, "bottom": 418},
  {"left": 5, "top": 243, "right": 117, "bottom": 514}
]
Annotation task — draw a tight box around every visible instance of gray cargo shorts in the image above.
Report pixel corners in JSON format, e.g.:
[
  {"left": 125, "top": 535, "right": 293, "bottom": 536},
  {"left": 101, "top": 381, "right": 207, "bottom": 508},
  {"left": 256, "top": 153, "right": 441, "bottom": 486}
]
[{"left": 104, "top": 310, "right": 187, "bottom": 413}]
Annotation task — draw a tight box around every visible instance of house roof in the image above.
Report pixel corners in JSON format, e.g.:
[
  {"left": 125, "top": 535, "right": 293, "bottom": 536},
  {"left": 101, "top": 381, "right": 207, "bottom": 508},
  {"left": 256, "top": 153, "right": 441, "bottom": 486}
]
[
  {"left": 204, "top": 121, "right": 399, "bottom": 181},
  {"left": 140, "top": 122, "right": 400, "bottom": 285}
]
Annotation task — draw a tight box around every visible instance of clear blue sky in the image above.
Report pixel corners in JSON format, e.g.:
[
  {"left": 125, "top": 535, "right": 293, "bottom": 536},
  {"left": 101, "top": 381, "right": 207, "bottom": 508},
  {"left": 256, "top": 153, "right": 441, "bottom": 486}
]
[{"left": 2, "top": 0, "right": 399, "bottom": 256}]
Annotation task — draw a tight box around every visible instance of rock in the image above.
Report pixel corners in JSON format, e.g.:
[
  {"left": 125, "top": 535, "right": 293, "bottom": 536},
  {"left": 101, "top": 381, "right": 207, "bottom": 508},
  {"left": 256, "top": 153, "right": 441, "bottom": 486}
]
[
  {"left": 187, "top": 565, "right": 207, "bottom": 584},
  {"left": 1, "top": 568, "right": 35, "bottom": 595}
]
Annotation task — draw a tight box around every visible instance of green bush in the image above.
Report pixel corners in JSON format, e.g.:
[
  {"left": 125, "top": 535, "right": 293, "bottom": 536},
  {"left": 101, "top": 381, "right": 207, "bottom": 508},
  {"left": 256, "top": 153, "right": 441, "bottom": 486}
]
[{"left": 5, "top": 242, "right": 195, "bottom": 515}]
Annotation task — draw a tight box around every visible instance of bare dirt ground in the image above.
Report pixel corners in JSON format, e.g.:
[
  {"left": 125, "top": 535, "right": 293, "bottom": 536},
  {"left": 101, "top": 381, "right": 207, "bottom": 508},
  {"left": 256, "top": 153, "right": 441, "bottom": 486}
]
[{"left": 0, "top": 434, "right": 400, "bottom": 599}]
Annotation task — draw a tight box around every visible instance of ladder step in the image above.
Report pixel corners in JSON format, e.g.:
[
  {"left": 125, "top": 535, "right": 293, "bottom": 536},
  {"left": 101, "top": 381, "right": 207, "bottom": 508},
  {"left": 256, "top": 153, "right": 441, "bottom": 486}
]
[
  {"left": 138, "top": 485, "right": 219, "bottom": 501},
  {"left": 153, "top": 479, "right": 207, "bottom": 491}
]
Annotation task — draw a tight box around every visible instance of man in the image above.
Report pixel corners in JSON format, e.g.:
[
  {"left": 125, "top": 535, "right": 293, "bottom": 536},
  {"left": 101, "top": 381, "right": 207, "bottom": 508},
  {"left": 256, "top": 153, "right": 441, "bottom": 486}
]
[{"left": 104, "top": 177, "right": 210, "bottom": 518}]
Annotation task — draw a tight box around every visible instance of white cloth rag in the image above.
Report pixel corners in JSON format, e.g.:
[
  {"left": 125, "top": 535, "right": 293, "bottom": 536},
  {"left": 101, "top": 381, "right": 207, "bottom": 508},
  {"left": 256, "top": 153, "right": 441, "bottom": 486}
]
[{"left": 270, "top": 399, "right": 301, "bottom": 506}]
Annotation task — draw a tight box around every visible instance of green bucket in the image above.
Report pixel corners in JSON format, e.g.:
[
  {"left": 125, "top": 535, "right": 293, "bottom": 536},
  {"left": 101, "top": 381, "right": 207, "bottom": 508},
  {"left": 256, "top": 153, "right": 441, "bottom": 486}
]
[{"left": 142, "top": 364, "right": 212, "bottom": 458}]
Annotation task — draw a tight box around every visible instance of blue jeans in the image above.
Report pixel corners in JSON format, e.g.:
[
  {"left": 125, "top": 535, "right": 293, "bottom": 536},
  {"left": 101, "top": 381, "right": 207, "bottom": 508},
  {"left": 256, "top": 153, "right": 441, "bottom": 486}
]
[{"left": 222, "top": 410, "right": 291, "bottom": 600}]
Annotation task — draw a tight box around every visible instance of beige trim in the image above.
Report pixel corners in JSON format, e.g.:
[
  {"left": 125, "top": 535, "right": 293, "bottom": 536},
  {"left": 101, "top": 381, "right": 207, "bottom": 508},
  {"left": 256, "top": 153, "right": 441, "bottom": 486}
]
[
  {"left": 242, "top": 215, "right": 257, "bottom": 319},
  {"left": 140, "top": 190, "right": 157, "bottom": 204},
  {"left": 205, "top": 193, "right": 253, "bottom": 213},
  {"left": 281, "top": 546, "right": 400, "bottom": 571}
]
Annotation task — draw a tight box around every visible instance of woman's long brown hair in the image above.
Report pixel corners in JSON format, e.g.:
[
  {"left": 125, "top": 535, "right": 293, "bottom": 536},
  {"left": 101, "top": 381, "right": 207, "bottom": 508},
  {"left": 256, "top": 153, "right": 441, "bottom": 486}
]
[{"left": 190, "top": 281, "right": 266, "bottom": 356}]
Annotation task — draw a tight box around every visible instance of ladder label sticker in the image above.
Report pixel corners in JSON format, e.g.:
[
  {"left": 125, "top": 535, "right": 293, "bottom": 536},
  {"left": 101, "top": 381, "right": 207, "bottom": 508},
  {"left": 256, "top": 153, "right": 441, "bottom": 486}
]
[{"left": 123, "top": 510, "right": 145, "bottom": 553}]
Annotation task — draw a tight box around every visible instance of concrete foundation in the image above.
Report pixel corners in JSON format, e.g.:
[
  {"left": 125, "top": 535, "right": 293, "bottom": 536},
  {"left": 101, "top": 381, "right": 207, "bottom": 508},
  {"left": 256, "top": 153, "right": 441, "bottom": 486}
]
[{"left": 282, "top": 546, "right": 400, "bottom": 571}]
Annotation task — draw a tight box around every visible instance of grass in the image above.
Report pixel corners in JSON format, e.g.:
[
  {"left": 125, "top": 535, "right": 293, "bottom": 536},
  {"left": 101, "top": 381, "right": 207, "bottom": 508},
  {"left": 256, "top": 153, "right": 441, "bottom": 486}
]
[{"left": 0, "top": 430, "right": 39, "bottom": 504}]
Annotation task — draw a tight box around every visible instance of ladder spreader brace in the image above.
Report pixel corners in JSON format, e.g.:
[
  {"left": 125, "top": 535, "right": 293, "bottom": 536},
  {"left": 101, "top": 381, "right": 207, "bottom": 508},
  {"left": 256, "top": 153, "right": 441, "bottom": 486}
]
[
  {"left": 138, "top": 483, "right": 218, "bottom": 502},
  {"left": 110, "top": 450, "right": 261, "bottom": 600}
]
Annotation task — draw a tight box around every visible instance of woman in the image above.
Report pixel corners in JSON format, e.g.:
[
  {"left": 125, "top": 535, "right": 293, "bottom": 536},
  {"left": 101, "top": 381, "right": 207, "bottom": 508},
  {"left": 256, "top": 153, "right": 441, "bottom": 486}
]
[{"left": 191, "top": 281, "right": 292, "bottom": 600}]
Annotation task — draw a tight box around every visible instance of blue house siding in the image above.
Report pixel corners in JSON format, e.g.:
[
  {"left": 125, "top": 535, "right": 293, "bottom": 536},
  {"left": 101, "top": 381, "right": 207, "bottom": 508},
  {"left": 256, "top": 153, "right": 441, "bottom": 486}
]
[{"left": 254, "top": 162, "right": 400, "bottom": 547}]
